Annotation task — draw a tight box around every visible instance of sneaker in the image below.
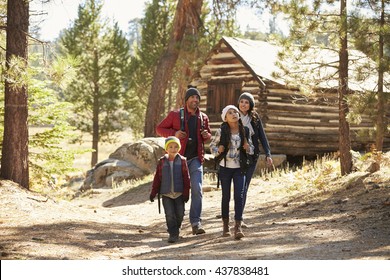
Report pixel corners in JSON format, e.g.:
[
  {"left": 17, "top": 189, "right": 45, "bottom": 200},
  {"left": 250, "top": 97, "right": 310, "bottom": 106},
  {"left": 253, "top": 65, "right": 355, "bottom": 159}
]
[
  {"left": 167, "top": 234, "right": 178, "bottom": 243},
  {"left": 192, "top": 225, "right": 206, "bottom": 235}
]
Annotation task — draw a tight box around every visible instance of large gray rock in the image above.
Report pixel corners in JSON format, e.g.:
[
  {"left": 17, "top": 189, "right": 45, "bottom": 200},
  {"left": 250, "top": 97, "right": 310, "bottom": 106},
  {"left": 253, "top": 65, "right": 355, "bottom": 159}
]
[
  {"left": 109, "top": 137, "right": 165, "bottom": 174},
  {"left": 81, "top": 137, "right": 165, "bottom": 190}
]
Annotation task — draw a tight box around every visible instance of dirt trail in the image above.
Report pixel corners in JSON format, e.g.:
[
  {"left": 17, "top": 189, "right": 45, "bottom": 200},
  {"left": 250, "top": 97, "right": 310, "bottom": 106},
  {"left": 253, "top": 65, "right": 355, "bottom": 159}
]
[{"left": 1, "top": 170, "right": 390, "bottom": 260}]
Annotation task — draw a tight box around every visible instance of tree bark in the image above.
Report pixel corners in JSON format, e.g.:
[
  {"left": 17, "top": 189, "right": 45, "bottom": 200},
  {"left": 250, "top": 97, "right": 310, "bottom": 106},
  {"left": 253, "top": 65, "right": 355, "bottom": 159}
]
[
  {"left": 1, "top": 0, "right": 30, "bottom": 189},
  {"left": 375, "top": 0, "right": 385, "bottom": 152},
  {"left": 91, "top": 48, "right": 100, "bottom": 167},
  {"left": 338, "top": 0, "right": 353, "bottom": 175},
  {"left": 143, "top": 0, "right": 203, "bottom": 137}
]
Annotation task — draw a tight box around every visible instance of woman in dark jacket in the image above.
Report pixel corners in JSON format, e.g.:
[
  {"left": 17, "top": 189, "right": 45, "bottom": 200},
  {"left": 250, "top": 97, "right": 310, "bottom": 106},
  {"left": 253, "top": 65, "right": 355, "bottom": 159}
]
[{"left": 238, "top": 92, "right": 273, "bottom": 227}]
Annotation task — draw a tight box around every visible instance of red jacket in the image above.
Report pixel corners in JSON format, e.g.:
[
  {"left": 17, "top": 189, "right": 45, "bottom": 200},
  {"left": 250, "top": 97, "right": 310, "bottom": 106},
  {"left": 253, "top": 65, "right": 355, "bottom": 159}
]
[
  {"left": 150, "top": 154, "right": 190, "bottom": 201},
  {"left": 156, "top": 107, "right": 211, "bottom": 163}
]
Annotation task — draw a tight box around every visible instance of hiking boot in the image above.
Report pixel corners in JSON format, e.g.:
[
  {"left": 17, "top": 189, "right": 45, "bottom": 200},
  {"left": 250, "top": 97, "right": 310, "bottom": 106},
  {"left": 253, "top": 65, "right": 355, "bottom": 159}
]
[
  {"left": 192, "top": 225, "right": 206, "bottom": 235},
  {"left": 167, "top": 234, "right": 178, "bottom": 243},
  {"left": 222, "top": 218, "right": 231, "bottom": 237},
  {"left": 241, "top": 220, "right": 248, "bottom": 228},
  {"left": 234, "top": 220, "right": 244, "bottom": 240}
]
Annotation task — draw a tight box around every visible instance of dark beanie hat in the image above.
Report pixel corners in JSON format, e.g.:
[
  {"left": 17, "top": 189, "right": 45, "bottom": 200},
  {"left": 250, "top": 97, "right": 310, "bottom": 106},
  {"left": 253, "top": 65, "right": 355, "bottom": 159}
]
[
  {"left": 185, "top": 87, "right": 201, "bottom": 102},
  {"left": 238, "top": 92, "right": 255, "bottom": 110}
]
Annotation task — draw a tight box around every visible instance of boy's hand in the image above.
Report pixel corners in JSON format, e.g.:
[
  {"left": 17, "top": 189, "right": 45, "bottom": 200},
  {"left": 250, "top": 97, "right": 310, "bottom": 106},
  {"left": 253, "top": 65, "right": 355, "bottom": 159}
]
[{"left": 149, "top": 195, "right": 155, "bottom": 202}]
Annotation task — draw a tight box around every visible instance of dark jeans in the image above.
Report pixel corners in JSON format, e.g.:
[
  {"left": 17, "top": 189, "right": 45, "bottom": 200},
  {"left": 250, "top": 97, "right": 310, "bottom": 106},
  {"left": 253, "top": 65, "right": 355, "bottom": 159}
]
[
  {"left": 242, "top": 161, "right": 257, "bottom": 211},
  {"left": 219, "top": 166, "right": 247, "bottom": 221},
  {"left": 162, "top": 195, "right": 185, "bottom": 236}
]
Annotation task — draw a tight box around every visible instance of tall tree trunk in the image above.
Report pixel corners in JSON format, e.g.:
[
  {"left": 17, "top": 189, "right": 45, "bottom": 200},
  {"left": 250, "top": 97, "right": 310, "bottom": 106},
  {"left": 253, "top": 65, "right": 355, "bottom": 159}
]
[
  {"left": 91, "top": 48, "right": 100, "bottom": 167},
  {"left": 92, "top": 92, "right": 99, "bottom": 167},
  {"left": 1, "top": 0, "right": 30, "bottom": 189},
  {"left": 338, "top": 0, "right": 352, "bottom": 175},
  {"left": 375, "top": 0, "right": 385, "bottom": 152},
  {"left": 144, "top": 0, "right": 203, "bottom": 137}
]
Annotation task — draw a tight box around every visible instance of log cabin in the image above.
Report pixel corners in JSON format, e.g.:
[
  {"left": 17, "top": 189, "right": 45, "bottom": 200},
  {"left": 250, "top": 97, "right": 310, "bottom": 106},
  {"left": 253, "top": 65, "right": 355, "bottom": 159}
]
[{"left": 191, "top": 36, "right": 390, "bottom": 157}]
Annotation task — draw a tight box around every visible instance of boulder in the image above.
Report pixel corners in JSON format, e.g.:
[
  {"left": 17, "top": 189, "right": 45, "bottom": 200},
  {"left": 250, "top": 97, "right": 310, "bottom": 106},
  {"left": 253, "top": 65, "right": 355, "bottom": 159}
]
[
  {"left": 81, "top": 137, "right": 166, "bottom": 190},
  {"left": 109, "top": 137, "right": 165, "bottom": 174}
]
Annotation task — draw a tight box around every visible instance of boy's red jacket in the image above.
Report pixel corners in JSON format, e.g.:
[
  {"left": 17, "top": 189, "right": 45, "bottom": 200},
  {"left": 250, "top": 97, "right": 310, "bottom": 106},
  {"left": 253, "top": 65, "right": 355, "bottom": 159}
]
[{"left": 150, "top": 154, "right": 191, "bottom": 201}]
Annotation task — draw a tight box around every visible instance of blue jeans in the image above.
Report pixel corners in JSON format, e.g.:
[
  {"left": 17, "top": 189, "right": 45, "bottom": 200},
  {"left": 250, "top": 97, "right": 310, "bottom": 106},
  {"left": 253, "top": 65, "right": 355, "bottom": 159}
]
[
  {"left": 242, "top": 161, "right": 257, "bottom": 211},
  {"left": 187, "top": 157, "right": 203, "bottom": 226},
  {"left": 219, "top": 166, "right": 247, "bottom": 221},
  {"left": 162, "top": 195, "right": 185, "bottom": 236}
]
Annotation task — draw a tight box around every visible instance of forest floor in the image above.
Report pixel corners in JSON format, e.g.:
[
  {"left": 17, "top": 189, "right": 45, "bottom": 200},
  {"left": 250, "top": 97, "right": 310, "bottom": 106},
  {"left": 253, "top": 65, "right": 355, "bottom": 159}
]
[{"left": 1, "top": 160, "right": 390, "bottom": 260}]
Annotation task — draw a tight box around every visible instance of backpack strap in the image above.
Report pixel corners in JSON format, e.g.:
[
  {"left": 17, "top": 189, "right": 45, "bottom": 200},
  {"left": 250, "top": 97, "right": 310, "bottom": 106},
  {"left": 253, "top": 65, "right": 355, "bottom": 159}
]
[
  {"left": 199, "top": 111, "right": 204, "bottom": 130},
  {"left": 214, "top": 123, "right": 229, "bottom": 164}
]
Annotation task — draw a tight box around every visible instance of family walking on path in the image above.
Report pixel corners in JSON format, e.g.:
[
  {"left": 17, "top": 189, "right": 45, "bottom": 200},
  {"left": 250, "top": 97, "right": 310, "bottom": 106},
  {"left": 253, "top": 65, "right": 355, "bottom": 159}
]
[{"left": 150, "top": 87, "right": 272, "bottom": 243}]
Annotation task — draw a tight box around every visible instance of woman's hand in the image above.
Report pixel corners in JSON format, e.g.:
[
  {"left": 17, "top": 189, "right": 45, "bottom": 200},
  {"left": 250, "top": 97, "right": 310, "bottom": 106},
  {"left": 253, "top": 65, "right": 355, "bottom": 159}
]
[{"left": 266, "top": 156, "right": 273, "bottom": 166}]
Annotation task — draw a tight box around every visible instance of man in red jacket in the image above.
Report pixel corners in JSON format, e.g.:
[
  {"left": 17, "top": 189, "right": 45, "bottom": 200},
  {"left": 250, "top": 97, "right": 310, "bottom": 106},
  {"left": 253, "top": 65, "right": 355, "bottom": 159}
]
[{"left": 156, "top": 87, "right": 212, "bottom": 235}]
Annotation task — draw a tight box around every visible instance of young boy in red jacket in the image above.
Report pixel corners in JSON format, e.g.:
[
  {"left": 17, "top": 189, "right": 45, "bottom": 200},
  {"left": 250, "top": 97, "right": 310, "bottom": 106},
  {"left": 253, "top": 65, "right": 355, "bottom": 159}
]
[{"left": 149, "top": 136, "right": 191, "bottom": 243}]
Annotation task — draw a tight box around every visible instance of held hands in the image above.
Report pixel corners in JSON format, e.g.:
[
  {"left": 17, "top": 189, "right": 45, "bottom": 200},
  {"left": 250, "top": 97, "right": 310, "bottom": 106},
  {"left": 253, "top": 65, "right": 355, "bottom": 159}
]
[{"left": 149, "top": 194, "right": 155, "bottom": 202}]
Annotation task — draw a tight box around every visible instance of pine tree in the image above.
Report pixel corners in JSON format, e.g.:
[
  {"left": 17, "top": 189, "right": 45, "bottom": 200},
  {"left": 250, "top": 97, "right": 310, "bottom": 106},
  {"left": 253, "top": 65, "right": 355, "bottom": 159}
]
[
  {"left": 59, "top": 0, "right": 132, "bottom": 167},
  {"left": 126, "top": 0, "right": 175, "bottom": 137},
  {"left": 1, "top": 0, "right": 30, "bottom": 188},
  {"left": 275, "top": 0, "right": 353, "bottom": 174},
  {"left": 349, "top": 0, "right": 390, "bottom": 152}
]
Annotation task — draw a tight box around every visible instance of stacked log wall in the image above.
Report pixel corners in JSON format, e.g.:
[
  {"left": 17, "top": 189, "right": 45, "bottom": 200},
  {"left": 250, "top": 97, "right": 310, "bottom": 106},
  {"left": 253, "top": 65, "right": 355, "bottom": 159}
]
[
  {"left": 259, "top": 86, "right": 388, "bottom": 156},
  {"left": 193, "top": 41, "right": 390, "bottom": 157}
]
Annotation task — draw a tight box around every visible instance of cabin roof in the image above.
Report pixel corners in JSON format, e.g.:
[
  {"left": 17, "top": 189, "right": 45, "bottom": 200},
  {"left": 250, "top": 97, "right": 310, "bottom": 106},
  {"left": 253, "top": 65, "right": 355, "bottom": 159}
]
[{"left": 220, "top": 36, "right": 389, "bottom": 93}]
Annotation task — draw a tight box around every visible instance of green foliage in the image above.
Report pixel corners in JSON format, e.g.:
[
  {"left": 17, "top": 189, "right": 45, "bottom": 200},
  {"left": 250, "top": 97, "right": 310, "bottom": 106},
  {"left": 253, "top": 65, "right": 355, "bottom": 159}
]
[
  {"left": 29, "top": 67, "right": 88, "bottom": 186},
  {"left": 59, "top": 0, "right": 133, "bottom": 144},
  {"left": 348, "top": 1, "right": 390, "bottom": 144},
  {"left": 350, "top": 1, "right": 390, "bottom": 65},
  {"left": 127, "top": 0, "right": 175, "bottom": 136},
  {"left": 0, "top": 55, "right": 87, "bottom": 187}
]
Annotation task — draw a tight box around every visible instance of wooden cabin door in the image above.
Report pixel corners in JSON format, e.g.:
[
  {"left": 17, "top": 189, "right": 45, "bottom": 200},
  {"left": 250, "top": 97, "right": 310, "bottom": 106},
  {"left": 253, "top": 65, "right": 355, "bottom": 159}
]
[{"left": 207, "top": 83, "right": 242, "bottom": 116}]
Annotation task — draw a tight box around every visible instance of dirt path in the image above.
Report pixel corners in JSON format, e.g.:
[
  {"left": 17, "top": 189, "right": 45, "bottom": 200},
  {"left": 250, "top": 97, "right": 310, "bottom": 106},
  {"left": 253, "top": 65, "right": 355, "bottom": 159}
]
[{"left": 1, "top": 170, "right": 390, "bottom": 260}]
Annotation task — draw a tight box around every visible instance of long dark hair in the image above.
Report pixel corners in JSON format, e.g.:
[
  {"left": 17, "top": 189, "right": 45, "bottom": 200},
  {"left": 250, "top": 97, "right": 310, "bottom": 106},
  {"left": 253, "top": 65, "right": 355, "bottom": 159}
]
[{"left": 219, "top": 118, "right": 246, "bottom": 148}]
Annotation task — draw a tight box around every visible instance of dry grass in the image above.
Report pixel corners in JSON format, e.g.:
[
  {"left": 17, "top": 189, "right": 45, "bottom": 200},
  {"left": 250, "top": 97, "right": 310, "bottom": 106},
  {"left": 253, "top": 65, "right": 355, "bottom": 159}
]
[{"left": 253, "top": 151, "right": 390, "bottom": 203}]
